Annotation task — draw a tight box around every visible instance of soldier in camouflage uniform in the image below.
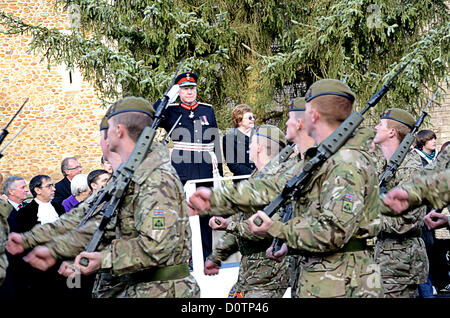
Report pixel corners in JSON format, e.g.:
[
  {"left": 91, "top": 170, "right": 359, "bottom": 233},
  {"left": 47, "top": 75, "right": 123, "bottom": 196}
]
[
  {"left": 191, "top": 80, "right": 384, "bottom": 298},
  {"left": 70, "top": 97, "right": 199, "bottom": 298},
  {"left": 372, "top": 108, "right": 428, "bottom": 298},
  {"left": 9, "top": 98, "right": 200, "bottom": 298},
  {"left": 205, "top": 124, "right": 290, "bottom": 298},
  {"left": 383, "top": 149, "right": 450, "bottom": 215},
  {"left": 0, "top": 200, "right": 10, "bottom": 286}
]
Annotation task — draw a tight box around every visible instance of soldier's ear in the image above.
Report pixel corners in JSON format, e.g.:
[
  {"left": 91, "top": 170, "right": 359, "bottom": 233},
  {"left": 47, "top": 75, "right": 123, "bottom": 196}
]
[
  {"left": 296, "top": 118, "right": 303, "bottom": 130},
  {"left": 389, "top": 127, "right": 397, "bottom": 138},
  {"left": 310, "top": 108, "right": 319, "bottom": 124}
]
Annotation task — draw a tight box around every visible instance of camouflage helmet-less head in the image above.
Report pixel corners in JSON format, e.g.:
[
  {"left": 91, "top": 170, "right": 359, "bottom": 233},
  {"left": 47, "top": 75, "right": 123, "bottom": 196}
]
[{"left": 305, "top": 79, "right": 355, "bottom": 103}]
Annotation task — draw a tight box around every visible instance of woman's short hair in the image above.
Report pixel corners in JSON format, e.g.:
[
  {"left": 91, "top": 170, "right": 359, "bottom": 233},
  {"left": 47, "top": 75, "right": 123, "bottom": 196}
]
[
  {"left": 415, "top": 130, "right": 436, "bottom": 150},
  {"left": 70, "top": 174, "right": 89, "bottom": 196},
  {"left": 231, "top": 104, "right": 253, "bottom": 128}
]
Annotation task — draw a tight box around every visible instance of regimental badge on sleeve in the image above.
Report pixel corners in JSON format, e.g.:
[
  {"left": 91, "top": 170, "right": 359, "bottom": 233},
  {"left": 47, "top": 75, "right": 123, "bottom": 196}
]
[
  {"left": 152, "top": 209, "right": 165, "bottom": 230},
  {"left": 342, "top": 193, "right": 354, "bottom": 214}
]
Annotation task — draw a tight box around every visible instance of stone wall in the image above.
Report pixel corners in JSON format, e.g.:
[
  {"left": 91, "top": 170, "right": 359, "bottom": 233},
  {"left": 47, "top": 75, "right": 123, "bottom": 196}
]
[
  {"left": 0, "top": 0, "right": 449, "bottom": 189},
  {"left": 0, "top": 0, "right": 105, "bottom": 187}
]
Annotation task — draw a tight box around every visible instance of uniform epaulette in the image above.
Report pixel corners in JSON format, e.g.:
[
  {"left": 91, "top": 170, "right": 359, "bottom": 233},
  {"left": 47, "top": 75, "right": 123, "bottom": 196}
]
[
  {"left": 198, "top": 102, "right": 212, "bottom": 107},
  {"left": 168, "top": 103, "right": 179, "bottom": 107}
]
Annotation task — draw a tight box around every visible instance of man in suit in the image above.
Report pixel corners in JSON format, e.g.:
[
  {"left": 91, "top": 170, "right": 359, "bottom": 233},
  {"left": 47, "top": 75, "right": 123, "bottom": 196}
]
[
  {"left": 53, "top": 157, "right": 82, "bottom": 205},
  {"left": 0, "top": 176, "right": 29, "bottom": 297},
  {"left": 12, "top": 175, "right": 67, "bottom": 297}
]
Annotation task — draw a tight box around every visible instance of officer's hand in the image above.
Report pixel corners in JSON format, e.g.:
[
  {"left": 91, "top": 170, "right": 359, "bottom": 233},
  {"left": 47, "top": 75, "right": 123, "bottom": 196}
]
[
  {"left": 204, "top": 259, "right": 220, "bottom": 276},
  {"left": 74, "top": 252, "right": 102, "bottom": 275},
  {"left": 58, "top": 261, "right": 77, "bottom": 278},
  {"left": 424, "top": 210, "right": 449, "bottom": 230},
  {"left": 6, "top": 232, "right": 24, "bottom": 255},
  {"left": 248, "top": 211, "right": 273, "bottom": 236},
  {"left": 209, "top": 216, "right": 228, "bottom": 230},
  {"left": 383, "top": 189, "right": 410, "bottom": 213},
  {"left": 23, "top": 246, "right": 56, "bottom": 271},
  {"left": 189, "top": 187, "right": 212, "bottom": 212}
]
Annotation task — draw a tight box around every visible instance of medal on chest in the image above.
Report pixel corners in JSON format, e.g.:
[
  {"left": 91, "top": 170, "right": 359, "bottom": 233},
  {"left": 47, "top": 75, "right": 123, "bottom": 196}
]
[
  {"left": 189, "top": 111, "right": 194, "bottom": 119},
  {"left": 201, "top": 115, "right": 209, "bottom": 126}
]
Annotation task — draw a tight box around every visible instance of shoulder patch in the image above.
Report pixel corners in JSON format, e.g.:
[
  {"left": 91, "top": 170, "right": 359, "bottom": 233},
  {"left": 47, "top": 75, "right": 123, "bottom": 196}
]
[{"left": 342, "top": 193, "right": 354, "bottom": 214}]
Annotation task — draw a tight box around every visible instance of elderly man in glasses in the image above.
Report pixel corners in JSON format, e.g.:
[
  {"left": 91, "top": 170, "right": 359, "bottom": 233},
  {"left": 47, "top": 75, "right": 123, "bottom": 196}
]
[{"left": 53, "top": 157, "right": 83, "bottom": 205}]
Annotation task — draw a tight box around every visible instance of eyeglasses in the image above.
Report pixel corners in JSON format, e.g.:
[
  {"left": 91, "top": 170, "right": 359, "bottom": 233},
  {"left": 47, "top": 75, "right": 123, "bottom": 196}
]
[
  {"left": 40, "top": 184, "right": 55, "bottom": 189},
  {"left": 244, "top": 115, "right": 256, "bottom": 120},
  {"left": 66, "top": 165, "right": 82, "bottom": 170}
]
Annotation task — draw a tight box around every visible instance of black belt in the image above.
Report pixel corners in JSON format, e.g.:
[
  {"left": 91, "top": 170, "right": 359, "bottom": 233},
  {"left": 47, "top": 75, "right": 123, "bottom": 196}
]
[
  {"left": 377, "top": 228, "right": 422, "bottom": 241},
  {"left": 120, "top": 263, "right": 190, "bottom": 285}
]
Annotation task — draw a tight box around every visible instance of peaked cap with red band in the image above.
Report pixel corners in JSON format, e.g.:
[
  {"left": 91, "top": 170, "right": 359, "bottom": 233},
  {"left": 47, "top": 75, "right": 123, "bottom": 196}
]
[{"left": 175, "top": 72, "right": 198, "bottom": 87}]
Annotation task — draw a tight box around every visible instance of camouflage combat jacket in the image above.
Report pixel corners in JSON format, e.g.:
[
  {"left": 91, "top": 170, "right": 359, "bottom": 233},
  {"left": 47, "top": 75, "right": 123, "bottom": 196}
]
[
  {"left": 0, "top": 200, "right": 11, "bottom": 285},
  {"left": 205, "top": 128, "right": 383, "bottom": 298},
  {"left": 32, "top": 143, "right": 199, "bottom": 298},
  {"left": 209, "top": 158, "right": 292, "bottom": 296},
  {"left": 374, "top": 151, "right": 428, "bottom": 287},
  {"left": 401, "top": 167, "right": 450, "bottom": 211}
]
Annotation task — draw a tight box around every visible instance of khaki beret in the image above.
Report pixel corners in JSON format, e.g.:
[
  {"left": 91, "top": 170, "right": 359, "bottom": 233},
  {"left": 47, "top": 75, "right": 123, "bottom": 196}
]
[
  {"left": 380, "top": 108, "right": 415, "bottom": 129},
  {"left": 107, "top": 96, "right": 155, "bottom": 119},
  {"left": 288, "top": 97, "right": 306, "bottom": 112},
  {"left": 305, "top": 79, "right": 355, "bottom": 103},
  {"left": 99, "top": 115, "right": 108, "bottom": 131},
  {"left": 254, "top": 124, "right": 287, "bottom": 148}
]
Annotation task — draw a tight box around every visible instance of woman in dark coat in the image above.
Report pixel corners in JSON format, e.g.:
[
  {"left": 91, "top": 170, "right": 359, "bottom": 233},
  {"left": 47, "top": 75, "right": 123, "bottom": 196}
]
[{"left": 222, "top": 104, "right": 256, "bottom": 183}]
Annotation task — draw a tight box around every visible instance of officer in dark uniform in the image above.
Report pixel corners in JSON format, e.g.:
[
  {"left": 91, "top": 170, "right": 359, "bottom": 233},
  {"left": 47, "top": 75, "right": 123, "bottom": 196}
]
[{"left": 160, "top": 72, "right": 223, "bottom": 260}]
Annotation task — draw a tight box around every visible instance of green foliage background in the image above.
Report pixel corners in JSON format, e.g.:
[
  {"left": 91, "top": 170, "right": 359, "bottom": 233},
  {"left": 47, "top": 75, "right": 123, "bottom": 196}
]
[{"left": 1, "top": 0, "right": 448, "bottom": 130}]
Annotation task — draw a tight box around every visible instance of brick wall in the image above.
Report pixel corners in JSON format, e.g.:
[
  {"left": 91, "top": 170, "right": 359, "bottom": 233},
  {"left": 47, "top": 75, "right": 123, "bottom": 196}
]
[
  {"left": 0, "top": 0, "right": 105, "bottom": 187},
  {"left": 0, "top": 0, "right": 449, "bottom": 189}
]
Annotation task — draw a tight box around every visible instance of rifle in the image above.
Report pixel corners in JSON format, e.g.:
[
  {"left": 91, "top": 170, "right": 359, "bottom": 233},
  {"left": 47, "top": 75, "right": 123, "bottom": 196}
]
[
  {"left": 163, "top": 114, "right": 182, "bottom": 144},
  {"left": 378, "top": 88, "right": 439, "bottom": 194},
  {"left": 0, "top": 98, "right": 28, "bottom": 148},
  {"left": 79, "top": 77, "right": 181, "bottom": 267},
  {"left": 0, "top": 124, "right": 27, "bottom": 159},
  {"left": 254, "top": 58, "right": 413, "bottom": 227}
]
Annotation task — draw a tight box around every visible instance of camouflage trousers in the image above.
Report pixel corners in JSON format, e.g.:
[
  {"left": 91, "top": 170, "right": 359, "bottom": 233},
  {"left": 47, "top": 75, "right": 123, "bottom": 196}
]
[
  {"left": 382, "top": 281, "right": 418, "bottom": 298},
  {"left": 230, "top": 250, "right": 289, "bottom": 298},
  {"left": 92, "top": 272, "right": 200, "bottom": 298},
  {"left": 296, "top": 250, "right": 384, "bottom": 298}
]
